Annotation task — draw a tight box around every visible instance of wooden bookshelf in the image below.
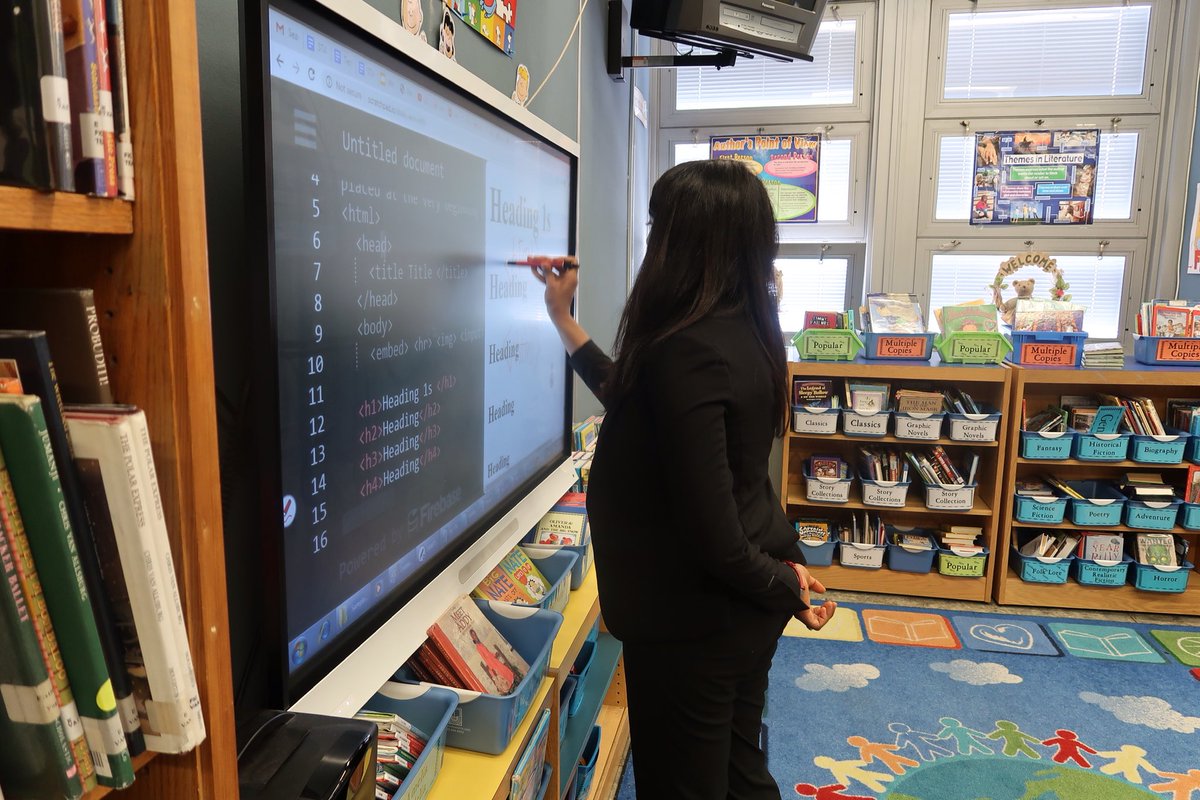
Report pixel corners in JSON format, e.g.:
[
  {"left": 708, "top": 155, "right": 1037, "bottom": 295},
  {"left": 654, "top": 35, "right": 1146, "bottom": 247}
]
[
  {"left": 995, "top": 362, "right": 1200, "bottom": 616},
  {"left": 782, "top": 358, "right": 1012, "bottom": 604},
  {"left": 0, "top": 1, "right": 237, "bottom": 797}
]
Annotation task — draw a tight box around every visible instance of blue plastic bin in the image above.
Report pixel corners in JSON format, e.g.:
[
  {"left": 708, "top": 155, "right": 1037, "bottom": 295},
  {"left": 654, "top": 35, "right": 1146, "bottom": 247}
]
[
  {"left": 892, "top": 411, "right": 945, "bottom": 441},
  {"left": 535, "top": 762, "right": 553, "bottom": 800},
  {"left": 397, "top": 602, "right": 562, "bottom": 755},
  {"left": 1008, "top": 330, "right": 1087, "bottom": 367},
  {"left": 574, "top": 726, "right": 602, "bottom": 800},
  {"left": 862, "top": 331, "right": 936, "bottom": 362},
  {"left": 1130, "top": 430, "right": 1190, "bottom": 464},
  {"left": 365, "top": 683, "right": 459, "bottom": 800},
  {"left": 558, "top": 676, "right": 577, "bottom": 741},
  {"left": 946, "top": 409, "right": 1002, "bottom": 443},
  {"left": 791, "top": 405, "right": 840, "bottom": 435},
  {"left": 568, "top": 639, "right": 596, "bottom": 717},
  {"left": 841, "top": 409, "right": 890, "bottom": 437},
  {"left": 1072, "top": 432, "right": 1131, "bottom": 462},
  {"left": 804, "top": 469, "right": 855, "bottom": 504},
  {"left": 1020, "top": 430, "right": 1076, "bottom": 460},
  {"left": 860, "top": 476, "right": 912, "bottom": 508},
  {"left": 797, "top": 529, "right": 839, "bottom": 567},
  {"left": 1132, "top": 335, "right": 1200, "bottom": 366},
  {"left": 1130, "top": 559, "right": 1194, "bottom": 592},
  {"left": 1013, "top": 493, "right": 1068, "bottom": 524},
  {"left": 1073, "top": 555, "right": 1133, "bottom": 587},
  {"left": 523, "top": 539, "right": 592, "bottom": 590},
  {"left": 1188, "top": 435, "right": 1200, "bottom": 463},
  {"left": 1066, "top": 481, "right": 1127, "bottom": 527},
  {"left": 1180, "top": 502, "right": 1200, "bottom": 530},
  {"left": 1124, "top": 498, "right": 1182, "bottom": 531},
  {"left": 513, "top": 548, "right": 579, "bottom": 615},
  {"left": 1011, "top": 544, "right": 1074, "bottom": 584},
  {"left": 885, "top": 530, "right": 937, "bottom": 574}
]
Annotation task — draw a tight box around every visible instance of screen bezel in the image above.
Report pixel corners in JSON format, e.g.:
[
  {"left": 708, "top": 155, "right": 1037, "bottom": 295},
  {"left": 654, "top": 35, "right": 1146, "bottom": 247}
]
[{"left": 242, "top": 0, "right": 578, "bottom": 709}]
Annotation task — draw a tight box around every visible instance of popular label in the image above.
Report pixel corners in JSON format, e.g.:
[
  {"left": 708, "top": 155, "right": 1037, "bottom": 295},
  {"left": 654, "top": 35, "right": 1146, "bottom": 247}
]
[
  {"left": 875, "top": 336, "right": 928, "bottom": 359},
  {"left": 801, "top": 333, "right": 852, "bottom": 359},
  {"left": 940, "top": 554, "right": 985, "bottom": 577},
  {"left": 1020, "top": 342, "right": 1077, "bottom": 367},
  {"left": 948, "top": 337, "right": 1004, "bottom": 362},
  {"left": 1155, "top": 338, "right": 1200, "bottom": 361}
]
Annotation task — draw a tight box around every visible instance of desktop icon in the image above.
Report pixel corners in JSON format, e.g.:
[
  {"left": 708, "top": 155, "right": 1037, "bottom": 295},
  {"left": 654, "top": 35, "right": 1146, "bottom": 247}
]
[
  {"left": 319, "top": 620, "right": 331, "bottom": 641},
  {"left": 291, "top": 639, "right": 308, "bottom": 665}
]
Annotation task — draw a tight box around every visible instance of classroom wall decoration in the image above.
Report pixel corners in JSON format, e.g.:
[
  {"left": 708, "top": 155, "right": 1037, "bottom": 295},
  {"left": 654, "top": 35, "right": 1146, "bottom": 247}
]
[
  {"left": 971, "top": 129, "right": 1099, "bottom": 226},
  {"left": 444, "top": 0, "right": 517, "bottom": 56},
  {"left": 710, "top": 134, "right": 821, "bottom": 224}
]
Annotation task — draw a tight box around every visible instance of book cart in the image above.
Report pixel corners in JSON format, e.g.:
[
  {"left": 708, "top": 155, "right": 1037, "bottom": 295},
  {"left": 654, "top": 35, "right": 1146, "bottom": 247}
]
[
  {"left": 782, "top": 357, "right": 1012, "bottom": 603},
  {"left": 427, "top": 567, "right": 630, "bottom": 800},
  {"left": 995, "top": 362, "right": 1200, "bottom": 616},
  {"left": 0, "top": 1, "right": 238, "bottom": 797}
]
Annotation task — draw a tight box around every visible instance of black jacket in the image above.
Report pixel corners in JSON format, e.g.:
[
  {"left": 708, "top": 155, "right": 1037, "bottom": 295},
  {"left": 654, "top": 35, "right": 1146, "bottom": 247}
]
[{"left": 570, "top": 312, "right": 807, "bottom": 643}]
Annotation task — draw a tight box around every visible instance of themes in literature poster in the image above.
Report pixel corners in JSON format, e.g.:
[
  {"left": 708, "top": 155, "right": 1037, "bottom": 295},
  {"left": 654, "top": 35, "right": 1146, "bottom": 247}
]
[
  {"left": 710, "top": 134, "right": 820, "bottom": 224},
  {"left": 444, "top": 0, "right": 516, "bottom": 56},
  {"left": 971, "top": 129, "right": 1099, "bottom": 226}
]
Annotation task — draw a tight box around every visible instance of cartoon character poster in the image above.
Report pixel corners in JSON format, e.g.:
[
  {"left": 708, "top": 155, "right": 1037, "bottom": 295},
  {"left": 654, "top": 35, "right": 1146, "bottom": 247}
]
[
  {"left": 443, "top": 0, "right": 516, "bottom": 56},
  {"left": 709, "top": 134, "right": 821, "bottom": 224},
  {"left": 971, "top": 129, "right": 1099, "bottom": 226}
]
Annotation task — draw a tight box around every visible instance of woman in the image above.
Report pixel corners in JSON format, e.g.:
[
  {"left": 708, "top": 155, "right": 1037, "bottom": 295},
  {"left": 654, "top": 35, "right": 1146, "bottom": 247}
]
[{"left": 530, "top": 160, "right": 836, "bottom": 799}]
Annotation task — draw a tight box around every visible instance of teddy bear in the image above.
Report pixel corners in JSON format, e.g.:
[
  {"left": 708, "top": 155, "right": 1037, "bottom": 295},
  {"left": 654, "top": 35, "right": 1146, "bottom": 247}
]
[{"left": 994, "top": 277, "right": 1036, "bottom": 326}]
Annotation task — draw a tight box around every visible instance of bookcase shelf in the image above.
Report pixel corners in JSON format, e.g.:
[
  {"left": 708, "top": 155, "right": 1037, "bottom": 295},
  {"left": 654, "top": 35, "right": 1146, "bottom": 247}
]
[
  {"left": 83, "top": 752, "right": 158, "bottom": 800},
  {"left": 782, "top": 360, "right": 1011, "bottom": 602},
  {"left": 995, "top": 364, "right": 1200, "bottom": 616},
  {"left": 0, "top": 185, "right": 134, "bottom": 235}
]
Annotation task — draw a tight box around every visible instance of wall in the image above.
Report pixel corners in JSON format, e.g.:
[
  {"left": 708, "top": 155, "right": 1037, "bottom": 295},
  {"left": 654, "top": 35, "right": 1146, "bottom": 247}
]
[{"left": 197, "top": 0, "right": 638, "bottom": 710}]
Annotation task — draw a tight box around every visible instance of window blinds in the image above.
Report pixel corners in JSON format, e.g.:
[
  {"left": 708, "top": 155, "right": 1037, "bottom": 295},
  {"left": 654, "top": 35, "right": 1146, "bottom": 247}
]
[{"left": 776, "top": 257, "right": 851, "bottom": 332}]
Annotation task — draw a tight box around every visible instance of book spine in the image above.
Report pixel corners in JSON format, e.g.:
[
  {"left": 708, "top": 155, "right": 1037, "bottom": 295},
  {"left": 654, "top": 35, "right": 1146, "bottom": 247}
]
[
  {"left": 415, "top": 643, "right": 465, "bottom": 690},
  {"left": 33, "top": 0, "right": 76, "bottom": 190},
  {"left": 90, "top": 0, "right": 117, "bottom": 195},
  {"left": 425, "top": 626, "right": 489, "bottom": 692},
  {"left": 0, "top": 484, "right": 85, "bottom": 800},
  {"left": 63, "top": 0, "right": 107, "bottom": 194},
  {"left": 0, "top": 451, "right": 97, "bottom": 791},
  {"left": 0, "top": 397, "right": 133, "bottom": 785},
  {"left": 104, "top": 0, "right": 133, "bottom": 199}
]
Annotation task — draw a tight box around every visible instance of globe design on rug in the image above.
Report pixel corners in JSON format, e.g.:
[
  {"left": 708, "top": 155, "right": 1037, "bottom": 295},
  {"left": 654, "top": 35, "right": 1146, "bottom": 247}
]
[{"left": 878, "top": 758, "right": 1160, "bottom": 800}]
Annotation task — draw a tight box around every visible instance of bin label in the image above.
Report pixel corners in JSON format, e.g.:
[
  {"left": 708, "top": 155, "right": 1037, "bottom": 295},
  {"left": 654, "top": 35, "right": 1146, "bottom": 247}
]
[
  {"left": 1156, "top": 338, "right": 1200, "bottom": 361},
  {"left": 1020, "top": 342, "right": 1077, "bottom": 366},
  {"left": 875, "top": 336, "right": 928, "bottom": 359}
]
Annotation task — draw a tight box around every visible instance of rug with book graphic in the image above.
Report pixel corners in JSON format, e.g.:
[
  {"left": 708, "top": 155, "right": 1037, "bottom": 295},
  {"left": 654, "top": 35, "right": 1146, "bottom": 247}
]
[{"left": 616, "top": 603, "right": 1200, "bottom": 799}]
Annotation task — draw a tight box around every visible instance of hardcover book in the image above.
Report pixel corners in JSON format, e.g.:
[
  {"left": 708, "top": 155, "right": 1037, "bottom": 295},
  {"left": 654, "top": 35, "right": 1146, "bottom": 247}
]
[
  {"left": 866, "top": 293, "right": 925, "bottom": 334},
  {"left": 0, "top": 288, "right": 115, "bottom": 403},
  {"left": 104, "top": 0, "right": 133, "bottom": 199},
  {"left": 1081, "top": 534, "right": 1124, "bottom": 563},
  {"left": 1135, "top": 533, "right": 1176, "bottom": 567},
  {"left": 531, "top": 492, "right": 587, "bottom": 546},
  {"left": 62, "top": 0, "right": 117, "bottom": 196},
  {"left": 792, "top": 379, "right": 834, "bottom": 407},
  {"left": 426, "top": 597, "right": 530, "bottom": 696},
  {"left": 472, "top": 547, "right": 550, "bottom": 605},
  {"left": 509, "top": 708, "right": 551, "bottom": 800},
  {"left": 939, "top": 304, "right": 999, "bottom": 334}
]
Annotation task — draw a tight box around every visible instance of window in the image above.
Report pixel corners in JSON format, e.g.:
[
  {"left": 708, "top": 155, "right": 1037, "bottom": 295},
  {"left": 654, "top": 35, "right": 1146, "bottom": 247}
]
[
  {"left": 776, "top": 257, "right": 851, "bottom": 333},
  {"left": 927, "top": 253, "right": 1127, "bottom": 338},
  {"left": 942, "top": 5, "right": 1152, "bottom": 101}
]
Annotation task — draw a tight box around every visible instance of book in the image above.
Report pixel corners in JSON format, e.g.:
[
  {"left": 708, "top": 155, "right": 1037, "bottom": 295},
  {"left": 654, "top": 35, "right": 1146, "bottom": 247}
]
[
  {"left": 0, "top": 288, "right": 115, "bottom": 403},
  {"left": 1151, "top": 304, "right": 1192, "bottom": 337},
  {"left": 63, "top": 0, "right": 117, "bottom": 196},
  {"left": 847, "top": 381, "right": 890, "bottom": 413},
  {"left": 0, "top": 360, "right": 23, "bottom": 394},
  {"left": 794, "top": 518, "right": 831, "bottom": 543},
  {"left": 0, "top": 0, "right": 75, "bottom": 190},
  {"left": 1, "top": 446, "right": 98, "bottom": 791},
  {"left": 865, "top": 293, "right": 925, "bottom": 334},
  {"left": 0, "top": 395, "right": 134, "bottom": 785},
  {"left": 1012, "top": 299, "right": 1085, "bottom": 333},
  {"left": 104, "top": 0, "right": 133, "bottom": 199},
  {"left": 809, "top": 454, "right": 846, "bottom": 480},
  {"left": 0, "top": 507, "right": 86, "bottom": 800},
  {"left": 531, "top": 492, "right": 587, "bottom": 546},
  {"left": 472, "top": 547, "right": 550, "bottom": 605},
  {"left": 0, "top": 332, "right": 141, "bottom": 757},
  {"left": 1135, "top": 533, "right": 1176, "bottom": 567},
  {"left": 939, "top": 304, "right": 999, "bottom": 334},
  {"left": 64, "top": 408, "right": 206, "bottom": 753},
  {"left": 792, "top": 379, "right": 834, "bottom": 408},
  {"left": 1080, "top": 534, "right": 1124, "bottom": 562},
  {"left": 894, "top": 389, "right": 944, "bottom": 415},
  {"left": 1186, "top": 464, "right": 1200, "bottom": 504},
  {"left": 803, "top": 311, "right": 843, "bottom": 330},
  {"left": 509, "top": 708, "right": 551, "bottom": 800},
  {"left": 1014, "top": 478, "right": 1055, "bottom": 498},
  {"left": 426, "top": 597, "right": 530, "bottom": 696}
]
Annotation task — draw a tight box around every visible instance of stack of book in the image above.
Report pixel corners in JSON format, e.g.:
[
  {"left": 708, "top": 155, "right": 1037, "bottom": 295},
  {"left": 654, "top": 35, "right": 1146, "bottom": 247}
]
[
  {"left": 473, "top": 547, "right": 551, "bottom": 605},
  {"left": 353, "top": 710, "right": 429, "bottom": 795},
  {"left": 1135, "top": 299, "right": 1200, "bottom": 337},
  {"left": 1012, "top": 299, "right": 1086, "bottom": 333},
  {"left": 844, "top": 381, "right": 890, "bottom": 413},
  {"left": 1118, "top": 472, "right": 1176, "bottom": 501},
  {"left": 1019, "top": 532, "right": 1079, "bottom": 559},
  {"left": 408, "top": 596, "right": 531, "bottom": 695},
  {"left": 860, "top": 293, "right": 926, "bottom": 334},
  {"left": 859, "top": 447, "right": 908, "bottom": 482},
  {"left": 529, "top": 491, "right": 588, "bottom": 546},
  {"left": 1059, "top": 396, "right": 1125, "bottom": 433},
  {"left": 1167, "top": 400, "right": 1200, "bottom": 436},
  {"left": 937, "top": 525, "right": 983, "bottom": 553},
  {"left": 1082, "top": 341, "right": 1124, "bottom": 368},
  {"left": 1022, "top": 402, "right": 1068, "bottom": 433},
  {"left": 894, "top": 388, "right": 943, "bottom": 415},
  {"left": 935, "top": 303, "right": 999, "bottom": 334},
  {"left": 905, "top": 447, "right": 979, "bottom": 486},
  {"left": 803, "top": 310, "right": 853, "bottom": 330},
  {"left": 843, "top": 512, "right": 887, "bottom": 546},
  {"left": 1100, "top": 394, "right": 1167, "bottom": 436},
  {"left": 942, "top": 388, "right": 985, "bottom": 415}
]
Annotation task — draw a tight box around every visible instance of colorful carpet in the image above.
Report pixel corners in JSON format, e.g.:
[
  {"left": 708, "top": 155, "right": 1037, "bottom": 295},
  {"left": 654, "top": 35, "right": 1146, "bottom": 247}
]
[{"left": 615, "top": 603, "right": 1200, "bottom": 799}]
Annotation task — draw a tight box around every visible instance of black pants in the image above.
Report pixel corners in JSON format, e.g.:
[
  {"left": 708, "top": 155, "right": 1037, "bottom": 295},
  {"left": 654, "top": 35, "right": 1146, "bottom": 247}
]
[{"left": 621, "top": 609, "right": 789, "bottom": 800}]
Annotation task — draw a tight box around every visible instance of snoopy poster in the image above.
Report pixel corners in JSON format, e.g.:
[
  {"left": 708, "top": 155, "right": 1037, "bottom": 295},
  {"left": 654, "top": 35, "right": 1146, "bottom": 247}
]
[
  {"left": 970, "top": 128, "right": 1099, "bottom": 226},
  {"left": 444, "top": 0, "right": 518, "bottom": 55}
]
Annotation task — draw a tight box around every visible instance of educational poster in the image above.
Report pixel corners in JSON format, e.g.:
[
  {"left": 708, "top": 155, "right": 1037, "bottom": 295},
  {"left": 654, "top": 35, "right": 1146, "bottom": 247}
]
[
  {"left": 971, "top": 129, "right": 1099, "bottom": 226},
  {"left": 710, "top": 133, "right": 820, "bottom": 224},
  {"left": 443, "top": 0, "right": 516, "bottom": 56}
]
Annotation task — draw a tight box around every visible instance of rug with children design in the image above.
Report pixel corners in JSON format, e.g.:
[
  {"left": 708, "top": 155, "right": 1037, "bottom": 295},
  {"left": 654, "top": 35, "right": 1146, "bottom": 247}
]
[{"left": 615, "top": 603, "right": 1200, "bottom": 799}]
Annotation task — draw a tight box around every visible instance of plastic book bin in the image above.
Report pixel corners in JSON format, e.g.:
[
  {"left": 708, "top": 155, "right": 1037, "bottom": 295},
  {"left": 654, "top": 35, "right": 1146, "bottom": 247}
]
[
  {"left": 1065, "top": 480, "right": 1127, "bottom": 527},
  {"left": 1011, "top": 543, "right": 1074, "bottom": 585},
  {"left": 1019, "top": 430, "right": 1076, "bottom": 460},
  {"left": 1180, "top": 502, "right": 1200, "bottom": 530},
  {"left": 563, "top": 765, "right": 579, "bottom": 800},
  {"left": 568, "top": 639, "right": 596, "bottom": 717},
  {"left": 1013, "top": 493, "right": 1068, "bottom": 525},
  {"left": 792, "top": 328, "right": 864, "bottom": 362},
  {"left": 934, "top": 331, "right": 1011, "bottom": 365},
  {"left": 397, "top": 602, "right": 562, "bottom": 755},
  {"left": 841, "top": 408, "right": 890, "bottom": 438},
  {"left": 535, "top": 762, "right": 554, "bottom": 800},
  {"left": 1007, "top": 330, "right": 1087, "bottom": 367},
  {"left": 860, "top": 476, "right": 912, "bottom": 508},
  {"left": 885, "top": 529, "right": 937, "bottom": 574},
  {"left": 804, "top": 468, "right": 854, "bottom": 504},
  {"left": 893, "top": 411, "right": 944, "bottom": 441},
  {"left": 1073, "top": 555, "right": 1133, "bottom": 587},
  {"left": 523, "top": 538, "right": 592, "bottom": 590},
  {"left": 1187, "top": 436, "right": 1200, "bottom": 463},
  {"left": 838, "top": 541, "right": 886, "bottom": 570},
  {"left": 1132, "top": 334, "right": 1200, "bottom": 366},
  {"left": 792, "top": 405, "right": 840, "bottom": 435},
  {"left": 922, "top": 482, "right": 977, "bottom": 512},
  {"left": 1130, "top": 559, "right": 1194, "bottom": 593},
  {"left": 1130, "top": 430, "right": 1190, "bottom": 464},
  {"left": 558, "top": 676, "right": 577, "bottom": 741},
  {"left": 797, "top": 529, "right": 839, "bottom": 567},
  {"left": 1124, "top": 498, "right": 1182, "bottom": 531},
  {"left": 1072, "top": 432, "right": 1131, "bottom": 462},
  {"left": 946, "top": 408, "right": 1002, "bottom": 443},
  {"left": 861, "top": 331, "right": 936, "bottom": 362},
  {"left": 574, "top": 725, "right": 602, "bottom": 800},
  {"left": 364, "top": 683, "right": 459, "bottom": 800},
  {"left": 936, "top": 546, "right": 989, "bottom": 578},
  {"left": 510, "top": 548, "right": 579, "bottom": 615}
]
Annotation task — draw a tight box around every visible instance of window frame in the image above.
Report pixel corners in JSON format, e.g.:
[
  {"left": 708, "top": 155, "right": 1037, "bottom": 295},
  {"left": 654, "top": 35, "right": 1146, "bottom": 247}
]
[
  {"left": 656, "top": 1, "right": 878, "bottom": 129},
  {"left": 915, "top": 113, "right": 1160, "bottom": 240},
  {"left": 656, "top": 122, "right": 872, "bottom": 242},
  {"left": 924, "top": 0, "right": 1171, "bottom": 119},
  {"left": 776, "top": 243, "right": 868, "bottom": 336}
]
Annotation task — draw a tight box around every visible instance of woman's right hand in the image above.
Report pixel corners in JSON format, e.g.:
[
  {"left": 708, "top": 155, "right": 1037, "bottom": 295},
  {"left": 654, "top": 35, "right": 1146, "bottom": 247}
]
[
  {"left": 789, "top": 562, "right": 838, "bottom": 631},
  {"left": 527, "top": 255, "right": 579, "bottom": 323}
]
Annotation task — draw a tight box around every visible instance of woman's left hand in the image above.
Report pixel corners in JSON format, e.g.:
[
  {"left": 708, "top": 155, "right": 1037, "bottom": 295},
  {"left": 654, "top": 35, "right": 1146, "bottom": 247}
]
[{"left": 789, "top": 562, "right": 838, "bottom": 631}]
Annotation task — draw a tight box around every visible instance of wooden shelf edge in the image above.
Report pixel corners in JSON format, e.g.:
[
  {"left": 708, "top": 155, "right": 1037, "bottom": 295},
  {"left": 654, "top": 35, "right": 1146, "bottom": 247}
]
[
  {"left": 591, "top": 706, "right": 631, "bottom": 800},
  {"left": 83, "top": 751, "right": 158, "bottom": 799},
  {"left": 787, "top": 431, "right": 999, "bottom": 447},
  {"left": 559, "top": 634, "right": 623, "bottom": 797},
  {"left": 549, "top": 570, "right": 600, "bottom": 675},
  {"left": 996, "top": 573, "right": 1200, "bottom": 616},
  {"left": 786, "top": 486, "right": 993, "bottom": 517},
  {"left": 806, "top": 564, "right": 990, "bottom": 602},
  {"left": 1016, "top": 457, "right": 1193, "bottom": 469},
  {"left": 0, "top": 185, "right": 133, "bottom": 234}
]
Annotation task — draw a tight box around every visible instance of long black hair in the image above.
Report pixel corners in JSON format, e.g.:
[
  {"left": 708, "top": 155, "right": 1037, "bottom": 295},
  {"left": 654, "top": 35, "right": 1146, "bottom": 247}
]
[{"left": 610, "top": 159, "right": 789, "bottom": 436}]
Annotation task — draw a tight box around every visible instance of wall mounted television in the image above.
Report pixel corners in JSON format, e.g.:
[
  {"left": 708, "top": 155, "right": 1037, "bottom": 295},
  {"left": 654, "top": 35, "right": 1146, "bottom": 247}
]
[{"left": 241, "top": 0, "right": 579, "bottom": 716}]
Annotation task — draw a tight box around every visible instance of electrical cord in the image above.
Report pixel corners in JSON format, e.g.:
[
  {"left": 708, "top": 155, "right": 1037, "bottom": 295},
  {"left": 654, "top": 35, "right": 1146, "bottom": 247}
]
[{"left": 527, "top": 0, "right": 591, "bottom": 108}]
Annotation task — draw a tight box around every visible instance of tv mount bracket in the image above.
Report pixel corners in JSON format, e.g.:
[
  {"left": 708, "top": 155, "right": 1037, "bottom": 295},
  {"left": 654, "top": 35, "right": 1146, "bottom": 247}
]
[{"left": 607, "top": 0, "right": 739, "bottom": 79}]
